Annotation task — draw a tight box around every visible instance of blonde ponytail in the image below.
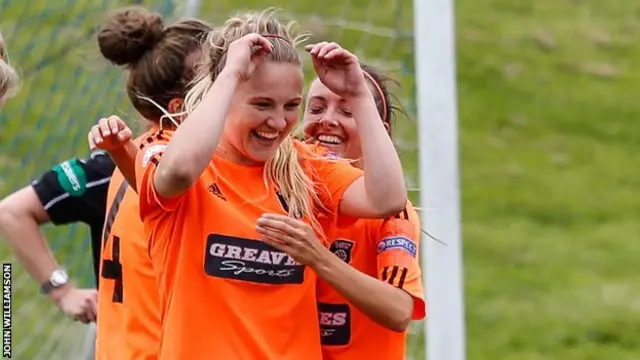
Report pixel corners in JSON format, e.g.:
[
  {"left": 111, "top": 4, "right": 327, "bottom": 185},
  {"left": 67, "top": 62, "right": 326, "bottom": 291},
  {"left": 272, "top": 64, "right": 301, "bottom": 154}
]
[{"left": 265, "top": 137, "right": 324, "bottom": 235}]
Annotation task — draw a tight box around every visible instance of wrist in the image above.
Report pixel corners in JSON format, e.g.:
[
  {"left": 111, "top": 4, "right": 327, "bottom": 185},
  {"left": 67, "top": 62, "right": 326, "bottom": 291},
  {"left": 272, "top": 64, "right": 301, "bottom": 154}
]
[
  {"left": 109, "top": 140, "right": 134, "bottom": 154},
  {"left": 345, "top": 85, "right": 375, "bottom": 107},
  {"left": 216, "top": 68, "right": 242, "bottom": 86},
  {"left": 47, "top": 283, "right": 73, "bottom": 305},
  {"left": 310, "top": 246, "right": 338, "bottom": 274}
]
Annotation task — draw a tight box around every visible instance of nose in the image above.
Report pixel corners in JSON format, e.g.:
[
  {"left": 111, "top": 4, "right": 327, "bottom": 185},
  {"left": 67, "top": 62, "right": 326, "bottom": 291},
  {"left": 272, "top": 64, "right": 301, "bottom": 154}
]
[
  {"left": 267, "top": 115, "right": 287, "bottom": 131},
  {"left": 319, "top": 117, "right": 339, "bottom": 128}
]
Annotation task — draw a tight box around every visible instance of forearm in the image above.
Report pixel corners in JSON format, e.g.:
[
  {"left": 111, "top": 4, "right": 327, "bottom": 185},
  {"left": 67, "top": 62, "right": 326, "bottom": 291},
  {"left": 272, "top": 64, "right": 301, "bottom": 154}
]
[
  {"left": 0, "top": 212, "right": 59, "bottom": 284},
  {"left": 313, "top": 248, "right": 413, "bottom": 332},
  {"left": 348, "top": 93, "right": 406, "bottom": 212},
  {"left": 156, "top": 71, "right": 239, "bottom": 197},
  {"left": 109, "top": 141, "right": 139, "bottom": 192}
]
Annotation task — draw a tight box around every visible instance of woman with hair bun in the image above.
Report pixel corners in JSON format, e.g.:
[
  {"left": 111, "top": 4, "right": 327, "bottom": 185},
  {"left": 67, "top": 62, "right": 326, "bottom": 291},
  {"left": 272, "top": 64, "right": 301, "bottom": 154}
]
[{"left": 91, "top": 6, "right": 212, "bottom": 360}]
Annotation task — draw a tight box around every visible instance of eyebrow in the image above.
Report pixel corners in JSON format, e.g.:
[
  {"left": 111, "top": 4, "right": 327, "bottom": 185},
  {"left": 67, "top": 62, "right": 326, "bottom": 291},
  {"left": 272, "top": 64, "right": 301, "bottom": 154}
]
[
  {"left": 249, "top": 96, "right": 304, "bottom": 103},
  {"left": 308, "top": 95, "right": 346, "bottom": 104}
]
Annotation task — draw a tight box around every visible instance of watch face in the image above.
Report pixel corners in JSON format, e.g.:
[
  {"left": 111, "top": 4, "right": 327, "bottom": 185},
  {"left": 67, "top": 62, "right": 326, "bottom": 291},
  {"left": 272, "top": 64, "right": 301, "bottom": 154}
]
[{"left": 51, "top": 271, "right": 68, "bottom": 287}]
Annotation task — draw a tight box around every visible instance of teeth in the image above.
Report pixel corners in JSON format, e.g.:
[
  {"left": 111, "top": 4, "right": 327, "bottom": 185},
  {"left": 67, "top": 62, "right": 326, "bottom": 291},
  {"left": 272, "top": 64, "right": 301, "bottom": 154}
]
[
  {"left": 317, "top": 135, "right": 343, "bottom": 145},
  {"left": 255, "top": 131, "right": 279, "bottom": 140}
]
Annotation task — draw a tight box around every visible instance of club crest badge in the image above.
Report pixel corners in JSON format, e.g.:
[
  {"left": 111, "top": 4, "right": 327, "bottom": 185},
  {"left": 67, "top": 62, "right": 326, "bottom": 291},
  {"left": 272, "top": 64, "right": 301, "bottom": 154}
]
[
  {"left": 330, "top": 239, "right": 355, "bottom": 263},
  {"left": 141, "top": 144, "right": 167, "bottom": 168}
]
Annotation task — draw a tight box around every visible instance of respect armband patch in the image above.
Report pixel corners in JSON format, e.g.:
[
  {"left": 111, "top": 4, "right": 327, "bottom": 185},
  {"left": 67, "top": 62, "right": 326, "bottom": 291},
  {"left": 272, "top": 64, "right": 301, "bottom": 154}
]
[
  {"left": 377, "top": 236, "right": 417, "bottom": 257},
  {"left": 141, "top": 144, "right": 167, "bottom": 168}
]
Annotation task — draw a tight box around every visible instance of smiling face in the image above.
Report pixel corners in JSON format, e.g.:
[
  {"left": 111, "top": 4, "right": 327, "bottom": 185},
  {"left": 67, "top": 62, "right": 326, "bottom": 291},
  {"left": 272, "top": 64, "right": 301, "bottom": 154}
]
[
  {"left": 303, "top": 79, "right": 362, "bottom": 160},
  {"left": 303, "top": 75, "right": 392, "bottom": 164},
  {"left": 220, "top": 61, "right": 304, "bottom": 166}
]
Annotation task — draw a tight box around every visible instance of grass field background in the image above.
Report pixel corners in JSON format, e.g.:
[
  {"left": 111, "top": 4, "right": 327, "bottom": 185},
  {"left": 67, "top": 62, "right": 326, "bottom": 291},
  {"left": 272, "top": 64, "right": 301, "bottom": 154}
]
[{"left": 0, "top": 0, "right": 638, "bottom": 359}]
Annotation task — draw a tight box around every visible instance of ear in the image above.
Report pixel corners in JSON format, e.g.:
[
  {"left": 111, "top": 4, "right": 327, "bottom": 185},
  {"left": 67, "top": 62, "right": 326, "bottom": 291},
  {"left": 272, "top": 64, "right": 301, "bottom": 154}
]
[
  {"left": 383, "top": 121, "right": 390, "bottom": 134},
  {"left": 167, "top": 98, "right": 184, "bottom": 114}
]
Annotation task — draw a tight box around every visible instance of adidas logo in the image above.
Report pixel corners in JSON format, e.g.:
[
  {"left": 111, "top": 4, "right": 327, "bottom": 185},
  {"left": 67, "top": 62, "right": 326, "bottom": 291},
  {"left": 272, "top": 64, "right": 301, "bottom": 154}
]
[{"left": 207, "top": 183, "right": 226, "bottom": 201}]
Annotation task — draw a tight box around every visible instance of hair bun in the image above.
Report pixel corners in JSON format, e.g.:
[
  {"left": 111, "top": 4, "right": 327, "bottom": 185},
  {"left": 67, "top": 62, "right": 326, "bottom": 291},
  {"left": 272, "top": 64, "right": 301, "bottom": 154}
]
[{"left": 97, "top": 7, "right": 164, "bottom": 66}]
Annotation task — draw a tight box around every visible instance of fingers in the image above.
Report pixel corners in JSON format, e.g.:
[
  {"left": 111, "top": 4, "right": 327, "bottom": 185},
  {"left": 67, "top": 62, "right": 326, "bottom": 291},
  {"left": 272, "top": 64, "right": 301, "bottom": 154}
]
[
  {"left": 317, "top": 42, "right": 340, "bottom": 59},
  {"left": 260, "top": 213, "right": 307, "bottom": 228},
  {"left": 89, "top": 124, "right": 104, "bottom": 149},
  {"left": 117, "top": 127, "right": 133, "bottom": 142},
  {"left": 306, "top": 42, "right": 341, "bottom": 59},
  {"left": 256, "top": 225, "right": 292, "bottom": 245},
  {"left": 254, "top": 35, "right": 274, "bottom": 54},
  {"left": 75, "top": 312, "right": 90, "bottom": 324},
  {"left": 306, "top": 42, "right": 327, "bottom": 55},
  {"left": 323, "top": 48, "right": 349, "bottom": 61},
  {"left": 87, "top": 130, "right": 97, "bottom": 151},
  {"left": 256, "top": 216, "right": 299, "bottom": 237},
  {"left": 88, "top": 116, "right": 131, "bottom": 151},
  {"left": 239, "top": 33, "right": 273, "bottom": 54},
  {"left": 67, "top": 290, "right": 98, "bottom": 324},
  {"left": 105, "top": 116, "right": 131, "bottom": 141},
  {"left": 261, "top": 236, "right": 292, "bottom": 253},
  {"left": 99, "top": 117, "right": 112, "bottom": 138},
  {"left": 86, "top": 292, "right": 98, "bottom": 323},
  {"left": 107, "top": 116, "right": 121, "bottom": 134}
]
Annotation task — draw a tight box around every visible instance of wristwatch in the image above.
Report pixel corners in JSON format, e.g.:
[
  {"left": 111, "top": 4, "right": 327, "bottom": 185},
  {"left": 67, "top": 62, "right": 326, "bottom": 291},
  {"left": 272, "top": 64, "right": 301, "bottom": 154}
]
[{"left": 40, "top": 269, "right": 69, "bottom": 294}]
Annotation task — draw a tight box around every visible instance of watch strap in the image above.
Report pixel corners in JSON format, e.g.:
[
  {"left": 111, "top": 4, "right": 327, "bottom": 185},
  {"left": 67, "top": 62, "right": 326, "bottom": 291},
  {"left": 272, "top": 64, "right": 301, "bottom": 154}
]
[{"left": 40, "top": 280, "right": 55, "bottom": 295}]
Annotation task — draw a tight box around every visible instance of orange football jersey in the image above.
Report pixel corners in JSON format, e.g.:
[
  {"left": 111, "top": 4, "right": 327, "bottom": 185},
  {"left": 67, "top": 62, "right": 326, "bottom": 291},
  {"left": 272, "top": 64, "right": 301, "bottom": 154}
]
[
  {"left": 317, "top": 202, "right": 426, "bottom": 360},
  {"left": 134, "top": 131, "right": 363, "bottom": 360}
]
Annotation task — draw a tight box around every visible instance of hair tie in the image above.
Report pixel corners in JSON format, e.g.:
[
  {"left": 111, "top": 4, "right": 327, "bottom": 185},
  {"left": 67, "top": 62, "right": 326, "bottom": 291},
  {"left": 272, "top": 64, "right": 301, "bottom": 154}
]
[{"left": 362, "top": 71, "right": 389, "bottom": 131}]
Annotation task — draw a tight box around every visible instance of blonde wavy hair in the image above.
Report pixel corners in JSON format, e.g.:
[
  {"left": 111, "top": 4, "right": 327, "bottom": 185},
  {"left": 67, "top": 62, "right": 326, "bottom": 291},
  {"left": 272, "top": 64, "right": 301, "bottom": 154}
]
[
  {"left": 183, "top": 9, "right": 325, "bottom": 233},
  {"left": 0, "top": 32, "right": 20, "bottom": 102}
]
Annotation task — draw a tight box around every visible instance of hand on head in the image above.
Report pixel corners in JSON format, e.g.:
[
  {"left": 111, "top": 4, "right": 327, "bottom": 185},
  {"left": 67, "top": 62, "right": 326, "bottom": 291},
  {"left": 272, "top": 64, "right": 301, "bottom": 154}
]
[
  {"left": 223, "top": 33, "right": 274, "bottom": 82},
  {"left": 306, "top": 42, "right": 368, "bottom": 99}
]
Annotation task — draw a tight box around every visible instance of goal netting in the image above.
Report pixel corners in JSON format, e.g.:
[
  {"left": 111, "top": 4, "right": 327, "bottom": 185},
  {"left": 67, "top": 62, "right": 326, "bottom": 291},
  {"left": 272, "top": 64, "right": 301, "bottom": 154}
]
[{"left": 0, "top": 0, "right": 422, "bottom": 359}]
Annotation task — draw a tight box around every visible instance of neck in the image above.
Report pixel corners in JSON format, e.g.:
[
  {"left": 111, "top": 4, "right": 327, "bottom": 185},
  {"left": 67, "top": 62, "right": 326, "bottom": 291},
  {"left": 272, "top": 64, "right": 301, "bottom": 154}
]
[{"left": 216, "top": 138, "right": 263, "bottom": 167}]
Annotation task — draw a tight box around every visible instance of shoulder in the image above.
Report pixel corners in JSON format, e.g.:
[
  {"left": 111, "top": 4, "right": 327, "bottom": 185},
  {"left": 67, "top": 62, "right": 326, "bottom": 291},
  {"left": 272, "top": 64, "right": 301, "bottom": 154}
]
[
  {"left": 136, "top": 129, "right": 174, "bottom": 167},
  {"left": 377, "top": 200, "right": 421, "bottom": 241},
  {"left": 137, "top": 129, "right": 173, "bottom": 150}
]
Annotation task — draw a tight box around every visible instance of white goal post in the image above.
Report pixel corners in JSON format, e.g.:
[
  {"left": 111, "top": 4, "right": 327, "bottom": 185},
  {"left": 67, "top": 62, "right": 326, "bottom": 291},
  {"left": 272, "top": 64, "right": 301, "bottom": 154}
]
[{"left": 413, "top": 0, "right": 467, "bottom": 359}]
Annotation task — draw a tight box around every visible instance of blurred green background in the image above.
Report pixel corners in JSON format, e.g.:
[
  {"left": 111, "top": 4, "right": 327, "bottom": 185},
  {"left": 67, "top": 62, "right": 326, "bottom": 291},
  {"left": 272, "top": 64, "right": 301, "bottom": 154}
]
[{"left": 0, "top": 0, "right": 638, "bottom": 359}]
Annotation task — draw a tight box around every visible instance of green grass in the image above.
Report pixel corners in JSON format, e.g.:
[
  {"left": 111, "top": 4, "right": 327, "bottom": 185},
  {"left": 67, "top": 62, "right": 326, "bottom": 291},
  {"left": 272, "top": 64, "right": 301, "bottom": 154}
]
[{"left": 0, "top": 0, "right": 639, "bottom": 359}]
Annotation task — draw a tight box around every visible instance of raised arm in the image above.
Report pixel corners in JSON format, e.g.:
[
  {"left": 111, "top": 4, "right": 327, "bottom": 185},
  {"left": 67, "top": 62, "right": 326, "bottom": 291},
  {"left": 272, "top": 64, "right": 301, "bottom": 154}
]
[
  {"left": 152, "top": 34, "right": 273, "bottom": 198},
  {"left": 306, "top": 42, "right": 406, "bottom": 218}
]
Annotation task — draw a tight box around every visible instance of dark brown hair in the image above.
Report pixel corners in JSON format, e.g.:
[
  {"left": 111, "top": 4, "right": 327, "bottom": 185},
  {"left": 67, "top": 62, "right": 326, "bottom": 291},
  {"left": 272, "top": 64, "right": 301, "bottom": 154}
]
[
  {"left": 97, "top": 6, "right": 211, "bottom": 121},
  {"left": 360, "top": 63, "right": 402, "bottom": 137},
  {"left": 0, "top": 32, "right": 20, "bottom": 101}
]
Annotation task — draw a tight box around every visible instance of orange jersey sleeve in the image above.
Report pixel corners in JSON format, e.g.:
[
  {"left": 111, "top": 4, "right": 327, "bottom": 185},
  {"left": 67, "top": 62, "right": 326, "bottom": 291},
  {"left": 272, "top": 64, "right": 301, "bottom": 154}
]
[
  {"left": 295, "top": 140, "right": 363, "bottom": 215},
  {"left": 134, "top": 130, "right": 183, "bottom": 219},
  {"left": 374, "top": 204, "right": 426, "bottom": 320}
]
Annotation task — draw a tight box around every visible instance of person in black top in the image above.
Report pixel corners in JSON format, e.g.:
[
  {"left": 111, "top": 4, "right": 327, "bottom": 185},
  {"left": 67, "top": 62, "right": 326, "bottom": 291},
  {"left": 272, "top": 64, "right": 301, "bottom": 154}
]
[{"left": 0, "top": 150, "right": 115, "bottom": 323}]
